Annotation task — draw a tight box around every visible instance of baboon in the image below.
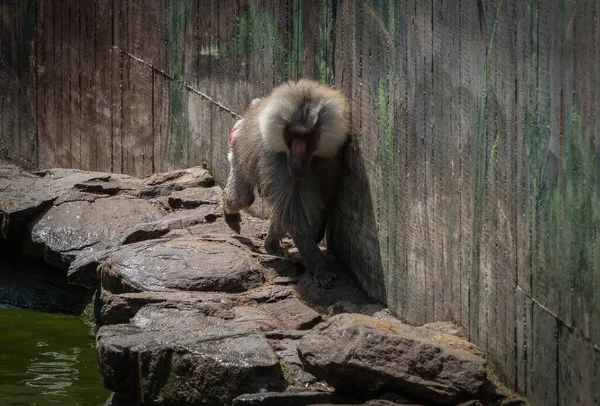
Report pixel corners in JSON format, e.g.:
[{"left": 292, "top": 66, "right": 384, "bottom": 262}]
[{"left": 223, "top": 79, "right": 349, "bottom": 288}]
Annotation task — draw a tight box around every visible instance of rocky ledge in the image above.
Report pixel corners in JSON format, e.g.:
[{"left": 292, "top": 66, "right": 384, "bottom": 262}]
[{"left": 0, "top": 161, "right": 526, "bottom": 406}]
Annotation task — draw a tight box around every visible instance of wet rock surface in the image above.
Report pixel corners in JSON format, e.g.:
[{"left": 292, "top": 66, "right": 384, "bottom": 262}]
[
  {"left": 0, "top": 255, "right": 93, "bottom": 313},
  {"left": 0, "top": 160, "right": 527, "bottom": 406},
  {"left": 297, "top": 314, "right": 487, "bottom": 405}
]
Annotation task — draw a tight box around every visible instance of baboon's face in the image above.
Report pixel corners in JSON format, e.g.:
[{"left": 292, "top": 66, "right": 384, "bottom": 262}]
[{"left": 283, "top": 121, "right": 320, "bottom": 179}]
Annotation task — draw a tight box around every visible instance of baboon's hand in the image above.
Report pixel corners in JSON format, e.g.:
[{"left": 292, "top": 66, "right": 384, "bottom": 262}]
[
  {"left": 224, "top": 212, "right": 241, "bottom": 234},
  {"left": 312, "top": 265, "right": 336, "bottom": 289}
]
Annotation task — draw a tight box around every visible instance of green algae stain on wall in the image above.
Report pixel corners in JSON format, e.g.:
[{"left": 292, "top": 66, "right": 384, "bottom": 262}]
[
  {"left": 471, "top": 0, "right": 503, "bottom": 285},
  {"left": 227, "top": 1, "right": 304, "bottom": 82},
  {"left": 17, "top": 0, "right": 40, "bottom": 80},
  {"left": 234, "top": 3, "right": 285, "bottom": 68},
  {"left": 542, "top": 107, "right": 600, "bottom": 329},
  {"left": 316, "top": 0, "right": 334, "bottom": 84},
  {"left": 559, "top": 108, "right": 598, "bottom": 303},
  {"left": 369, "top": 0, "right": 402, "bottom": 300},
  {"left": 521, "top": 0, "right": 599, "bottom": 337},
  {"left": 288, "top": 0, "right": 304, "bottom": 81},
  {"left": 165, "top": 0, "right": 192, "bottom": 168}
]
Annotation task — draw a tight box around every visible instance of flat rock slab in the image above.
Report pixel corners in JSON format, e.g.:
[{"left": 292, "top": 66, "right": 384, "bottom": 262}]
[
  {"left": 119, "top": 203, "right": 221, "bottom": 245},
  {"left": 0, "top": 255, "right": 93, "bottom": 313},
  {"left": 1, "top": 165, "right": 128, "bottom": 241},
  {"left": 167, "top": 186, "right": 222, "bottom": 209},
  {"left": 138, "top": 166, "right": 214, "bottom": 197},
  {"left": 23, "top": 195, "right": 164, "bottom": 270},
  {"left": 98, "top": 290, "right": 239, "bottom": 326},
  {"left": 100, "top": 237, "right": 265, "bottom": 294},
  {"left": 262, "top": 298, "right": 322, "bottom": 330},
  {"left": 232, "top": 389, "right": 356, "bottom": 406},
  {"left": 297, "top": 314, "right": 488, "bottom": 405},
  {"left": 97, "top": 309, "right": 285, "bottom": 406}
]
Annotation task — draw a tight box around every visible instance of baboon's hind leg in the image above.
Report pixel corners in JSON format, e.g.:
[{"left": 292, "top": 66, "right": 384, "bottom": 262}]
[
  {"left": 223, "top": 163, "right": 255, "bottom": 233},
  {"left": 265, "top": 220, "right": 285, "bottom": 255}
]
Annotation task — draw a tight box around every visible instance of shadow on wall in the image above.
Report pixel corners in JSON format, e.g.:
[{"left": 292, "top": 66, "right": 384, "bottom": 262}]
[
  {"left": 329, "top": 139, "right": 385, "bottom": 304},
  {"left": 0, "top": 1, "right": 38, "bottom": 168}
]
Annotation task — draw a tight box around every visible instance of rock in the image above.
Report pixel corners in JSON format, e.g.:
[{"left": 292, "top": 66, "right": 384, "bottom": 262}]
[
  {"left": 265, "top": 330, "right": 308, "bottom": 340},
  {"left": 233, "top": 306, "right": 280, "bottom": 331},
  {"left": 23, "top": 194, "right": 164, "bottom": 270},
  {"left": 309, "top": 400, "right": 422, "bottom": 406},
  {"left": 73, "top": 175, "right": 142, "bottom": 196},
  {"left": 272, "top": 276, "right": 300, "bottom": 285},
  {"left": 421, "top": 321, "right": 466, "bottom": 339},
  {"left": 263, "top": 298, "right": 322, "bottom": 330},
  {"left": 293, "top": 264, "right": 373, "bottom": 312},
  {"left": 500, "top": 399, "right": 529, "bottom": 406},
  {"left": 327, "top": 300, "right": 361, "bottom": 315},
  {"left": 167, "top": 186, "right": 222, "bottom": 209},
  {"left": 280, "top": 362, "right": 318, "bottom": 385},
  {"left": 138, "top": 166, "right": 214, "bottom": 197},
  {"left": 119, "top": 204, "right": 221, "bottom": 245},
  {"left": 104, "top": 392, "right": 140, "bottom": 406},
  {"left": 99, "top": 237, "right": 265, "bottom": 294},
  {"left": 67, "top": 247, "right": 120, "bottom": 288},
  {"left": 185, "top": 210, "right": 272, "bottom": 246},
  {"left": 68, "top": 203, "right": 225, "bottom": 288},
  {"left": 0, "top": 166, "right": 123, "bottom": 243},
  {"left": 246, "top": 286, "right": 295, "bottom": 303},
  {"left": 98, "top": 290, "right": 237, "bottom": 326},
  {"left": 232, "top": 389, "right": 355, "bottom": 406},
  {"left": 297, "top": 314, "right": 489, "bottom": 405},
  {"left": 2, "top": 162, "right": 528, "bottom": 406},
  {"left": 97, "top": 312, "right": 286, "bottom": 405},
  {"left": 378, "top": 392, "right": 425, "bottom": 405},
  {"left": 0, "top": 255, "right": 93, "bottom": 314},
  {"left": 271, "top": 338, "right": 317, "bottom": 384},
  {"left": 361, "top": 400, "right": 416, "bottom": 406}
]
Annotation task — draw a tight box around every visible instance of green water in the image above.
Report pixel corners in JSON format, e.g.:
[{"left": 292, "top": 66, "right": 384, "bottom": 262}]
[{"left": 0, "top": 307, "right": 110, "bottom": 406}]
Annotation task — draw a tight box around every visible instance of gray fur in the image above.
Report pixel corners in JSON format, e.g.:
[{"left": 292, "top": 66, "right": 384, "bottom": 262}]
[{"left": 223, "top": 80, "right": 348, "bottom": 289}]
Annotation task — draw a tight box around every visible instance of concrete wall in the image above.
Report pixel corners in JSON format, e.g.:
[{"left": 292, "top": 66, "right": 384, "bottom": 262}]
[{"left": 1, "top": 1, "right": 599, "bottom": 404}]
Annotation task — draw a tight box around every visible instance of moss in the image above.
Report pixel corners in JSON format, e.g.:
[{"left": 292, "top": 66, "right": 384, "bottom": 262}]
[
  {"left": 548, "top": 107, "right": 599, "bottom": 302},
  {"left": 288, "top": 0, "right": 304, "bottom": 80},
  {"left": 232, "top": 3, "right": 286, "bottom": 72},
  {"left": 165, "top": 0, "right": 193, "bottom": 166},
  {"left": 370, "top": 0, "right": 401, "bottom": 297},
  {"left": 471, "top": 0, "right": 504, "bottom": 277},
  {"left": 316, "top": 0, "right": 333, "bottom": 84},
  {"left": 17, "top": 1, "right": 40, "bottom": 79},
  {"left": 525, "top": 23, "right": 599, "bottom": 316},
  {"left": 226, "top": 2, "right": 304, "bottom": 81}
]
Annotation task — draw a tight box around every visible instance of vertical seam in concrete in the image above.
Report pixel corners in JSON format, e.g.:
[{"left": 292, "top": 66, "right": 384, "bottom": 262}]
[
  {"left": 78, "top": 0, "right": 82, "bottom": 169},
  {"left": 527, "top": 293, "right": 532, "bottom": 397},
  {"left": 120, "top": 51, "right": 124, "bottom": 173},
  {"left": 531, "top": 0, "right": 538, "bottom": 307},
  {"left": 458, "top": 0, "right": 466, "bottom": 333},
  {"left": 296, "top": 0, "right": 300, "bottom": 80},
  {"left": 151, "top": 70, "right": 155, "bottom": 173},
  {"left": 494, "top": 0, "right": 500, "bottom": 367},
  {"left": 403, "top": 0, "right": 409, "bottom": 318},
  {"left": 35, "top": 2, "right": 40, "bottom": 167},
  {"left": 109, "top": 0, "right": 114, "bottom": 172},
  {"left": 556, "top": 317, "right": 560, "bottom": 406},
  {"left": 512, "top": 0, "right": 519, "bottom": 389},
  {"left": 430, "top": 0, "right": 436, "bottom": 321}
]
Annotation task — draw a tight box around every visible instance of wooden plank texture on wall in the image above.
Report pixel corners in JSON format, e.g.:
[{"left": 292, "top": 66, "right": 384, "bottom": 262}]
[
  {"left": 2, "top": 2, "right": 599, "bottom": 404},
  {"left": 0, "top": 0, "right": 38, "bottom": 168}
]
